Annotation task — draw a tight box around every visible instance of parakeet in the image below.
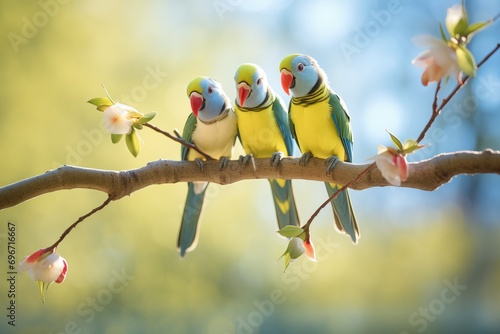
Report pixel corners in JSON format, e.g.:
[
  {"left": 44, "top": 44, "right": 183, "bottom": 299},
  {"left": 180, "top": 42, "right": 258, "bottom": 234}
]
[
  {"left": 179, "top": 77, "right": 238, "bottom": 256},
  {"left": 234, "top": 63, "right": 300, "bottom": 229},
  {"left": 279, "top": 54, "right": 359, "bottom": 243}
]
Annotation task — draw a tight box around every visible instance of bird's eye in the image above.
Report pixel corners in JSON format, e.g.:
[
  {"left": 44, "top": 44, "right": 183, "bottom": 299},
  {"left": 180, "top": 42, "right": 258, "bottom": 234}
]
[
  {"left": 256, "top": 78, "right": 262, "bottom": 85},
  {"left": 297, "top": 63, "right": 305, "bottom": 72},
  {"left": 208, "top": 86, "right": 214, "bottom": 94}
]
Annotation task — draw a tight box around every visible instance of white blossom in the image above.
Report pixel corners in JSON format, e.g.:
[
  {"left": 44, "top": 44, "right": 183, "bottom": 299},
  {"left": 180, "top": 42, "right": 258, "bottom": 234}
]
[{"left": 412, "top": 35, "right": 461, "bottom": 86}]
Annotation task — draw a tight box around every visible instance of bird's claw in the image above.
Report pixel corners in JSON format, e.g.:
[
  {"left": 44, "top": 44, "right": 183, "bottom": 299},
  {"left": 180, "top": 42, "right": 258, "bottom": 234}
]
[
  {"left": 270, "top": 152, "right": 285, "bottom": 169},
  {"left": 299, "top": 152, "right": 313, "bottom": 166},
  {"left": 325, "top": 155, "right": 340, "bottom": 175},
  {"left": 219, "top": 156, "right": 230, "bottom": 170},
  {"left": 194, "top": 158, "right": 205, "bottom": 172},
  {"left": 238, "top": 153, "right": 255, "bottom": 168}
]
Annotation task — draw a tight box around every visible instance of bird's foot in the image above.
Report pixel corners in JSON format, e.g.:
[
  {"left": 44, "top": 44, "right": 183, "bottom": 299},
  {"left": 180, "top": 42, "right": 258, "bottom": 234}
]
[
  {"left": 325, "top": 155, "right": 340, "bottom": 175},
  {"left": 194, "top": 158, "right": 205, "bottom": 172},
  {"left": 219, "top": 156, "right": 230, "bottom": 170},
  {"left": 270, "top": 151, "right": 285, "bottom": 169},
  {"left": 299, "top": 152, "right": 313, "bottom": 166},
  {"left": 238, "top": 153, "right": 255, "bottom": 169}
]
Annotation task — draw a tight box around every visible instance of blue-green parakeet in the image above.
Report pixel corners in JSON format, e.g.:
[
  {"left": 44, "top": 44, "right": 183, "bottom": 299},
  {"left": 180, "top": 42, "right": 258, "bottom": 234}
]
[{"left": 179, "top": 77, "right": 238, "bottom": 256}]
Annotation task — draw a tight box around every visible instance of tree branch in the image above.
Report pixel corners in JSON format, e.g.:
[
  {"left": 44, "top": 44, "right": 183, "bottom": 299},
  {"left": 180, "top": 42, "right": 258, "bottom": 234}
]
[{"left": 0, "top": 149, "right": 499, "bottom": 210}]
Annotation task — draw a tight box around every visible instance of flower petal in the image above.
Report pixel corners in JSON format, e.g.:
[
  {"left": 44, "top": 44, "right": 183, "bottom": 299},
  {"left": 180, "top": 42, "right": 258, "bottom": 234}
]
[
  {"left": 33, "top": 253, "right": 67, "bottom": 283},
  {"left": 55, "top": 258, "right": 68, "bottom": 284},
  {"left": 19, "top": 249, "right": 48, "bottom": 271},
  {"left": 303, "top": 240, "right": 317, "bottom": 262},
  {"left": 396, "top": 155, "right": 408, "bottom": 182},
  {"left": 412, "top": 35, "right": 461, "bottom": 85},
  {"left": 103, "top": 104, "right": 134, "bottom": 135},
  {"left": 412, "top": 35, "right": 445, "bottom": 49},
  {"left": 412, "top": 50, "right": 434, "bottom": 67},
  {"left": 115, "top": 102, "right": 140, "bottom": 115},
  {"left": 375, "top": 151, "right": 402, "bottom": 186}
]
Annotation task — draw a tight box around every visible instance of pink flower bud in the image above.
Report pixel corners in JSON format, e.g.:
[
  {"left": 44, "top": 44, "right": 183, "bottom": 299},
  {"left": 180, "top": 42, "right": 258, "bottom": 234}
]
[
  {"left": 20, "top": 249, "right": 68, "bottom": 284},
  {"left": 373, "top": 146, "right": 409, "bottom": 186},
  {"left": 19, "top": 248, "right": 69, "bottom": 303}
]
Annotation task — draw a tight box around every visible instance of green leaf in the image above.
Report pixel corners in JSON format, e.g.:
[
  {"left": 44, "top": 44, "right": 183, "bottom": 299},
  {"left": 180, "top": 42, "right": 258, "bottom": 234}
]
[
  {"left": 88, "top": 97, "right": 113, "bottom": 111},
  {"left": 132, "top": 123, "right": 143, "bottom": 130},
  {"left": 38, "top": 281, "right": 45, "bottom": 303},
  {"left": 277, "top": 249, "right": 287, "bottom": 261},
  {"left": 402, "top": 139, "right": 417, "bottom": 150},
  {"left": 386, "top": 129, "right": 403, "bottom": 151},
  {"left": 402, "top": 139, "right": 423, "bottom": 154},
  {"left": 126, "top": 129, "right": 140, "bottom": 157},
  {"left": 445, "top": 4, "right": 468, "bottom": 37},
  {"left": 277, "top": 225, "right": 304, "bottom": 238},
  {"left": 97, "top": 105, "right": 112, "bottom": 112},
  {"left": 439, "top": 23, "right": 448, "bottom": 42},
  {"left": 111, "top": 134, "right": 123, "bottom": 144},
  {"left": 277, "top": 248, "right": 291, "bottom": 271},
  {"left": 283, "top": 253, "right": 291, "bottom": 272},
  {"left": 127, "top": 111, "right": 143, "bottom": 119},
  {"left": 456, "top": 46, "right": 477, "bottom": 77},
  {"left": 87, "top": 97, "right": 113, "bottom": 107},
  {"left": 138, "top": 112, "right": 157, "bottom": 124},
  {"left": 453, "top": 18, "right": 468, "bottom": 36},
  {"left": 464, "top": 21, "right": 491, "bottom": 37}
]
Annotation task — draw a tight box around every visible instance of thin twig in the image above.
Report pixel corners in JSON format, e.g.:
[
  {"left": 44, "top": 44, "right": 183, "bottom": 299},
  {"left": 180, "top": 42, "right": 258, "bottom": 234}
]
[
  {"left": 47, "top": 195, "right": 114, "bottom": 251},
  {"left": 143, "top": 123, "right": 214, "bottom": 160},
  {"left": 173, "top": 129, "right": 182, "bottom": 139},
  {"left": 303, "top": 163, "right": 377, "bottom": 230},
  {"left": 432, "top": 80, "right": 441, "bottom": 113},
  {"left": 417, "top": 43, "right": 500, "bottom": 143},
  {"left": 417, "top": 80, "right": 444, "bottom": 143}
]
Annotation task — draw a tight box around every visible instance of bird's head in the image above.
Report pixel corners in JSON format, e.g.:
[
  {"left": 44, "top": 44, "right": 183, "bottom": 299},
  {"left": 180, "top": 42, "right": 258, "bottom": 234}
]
[
  {"left": 186, "top": 77, "right": 231, "bottom": 123},
  {"left": 279, "top": 54, "right": 326, "bottom": 98},
  {"left": 234, "top": 63, "right": 269, "bottom": 108}
]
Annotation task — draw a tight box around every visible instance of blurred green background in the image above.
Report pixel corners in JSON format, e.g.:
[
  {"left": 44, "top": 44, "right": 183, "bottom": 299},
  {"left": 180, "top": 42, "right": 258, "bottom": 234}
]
[{"left": 1, "top": 1, "right": 499, "bottom": 333}]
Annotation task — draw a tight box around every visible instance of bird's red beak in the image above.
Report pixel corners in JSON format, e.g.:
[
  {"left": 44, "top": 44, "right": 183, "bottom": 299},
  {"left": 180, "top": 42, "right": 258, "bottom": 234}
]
[
  {"left": 280, "top": 69, "right": 293, "bottom": 95},
  {"left": 237, "top": 82, "right": 251, "bottom": 107},
  {"left": 189, "top": 92, "right": 203, "bottom": 117}
]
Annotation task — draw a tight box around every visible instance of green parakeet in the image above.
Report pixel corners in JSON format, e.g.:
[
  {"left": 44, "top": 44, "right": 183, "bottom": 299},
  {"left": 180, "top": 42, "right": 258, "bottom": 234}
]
[
  {"left": 279, "top": 54, "right": 359, "bottom": 243},
  {"left": 234, "top": 63, "right": 300, "bottom": 229}
]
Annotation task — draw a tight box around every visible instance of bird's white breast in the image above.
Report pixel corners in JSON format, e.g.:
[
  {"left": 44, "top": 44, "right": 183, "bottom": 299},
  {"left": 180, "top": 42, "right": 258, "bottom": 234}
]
[{"left": 190, "top": 111, "right": 237, "bottom": 160}]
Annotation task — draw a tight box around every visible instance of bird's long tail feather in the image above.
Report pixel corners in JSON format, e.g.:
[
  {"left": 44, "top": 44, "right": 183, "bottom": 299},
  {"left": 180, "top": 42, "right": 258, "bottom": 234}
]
[
  {"left": 178, "top": 182, "right": 208, "bottom": 256},
  {"left": 269, "top": 179, "right": 300, "bottom": 229},
  {"left": 325, "top": 182, "right": 359, "bottom": 243}
]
